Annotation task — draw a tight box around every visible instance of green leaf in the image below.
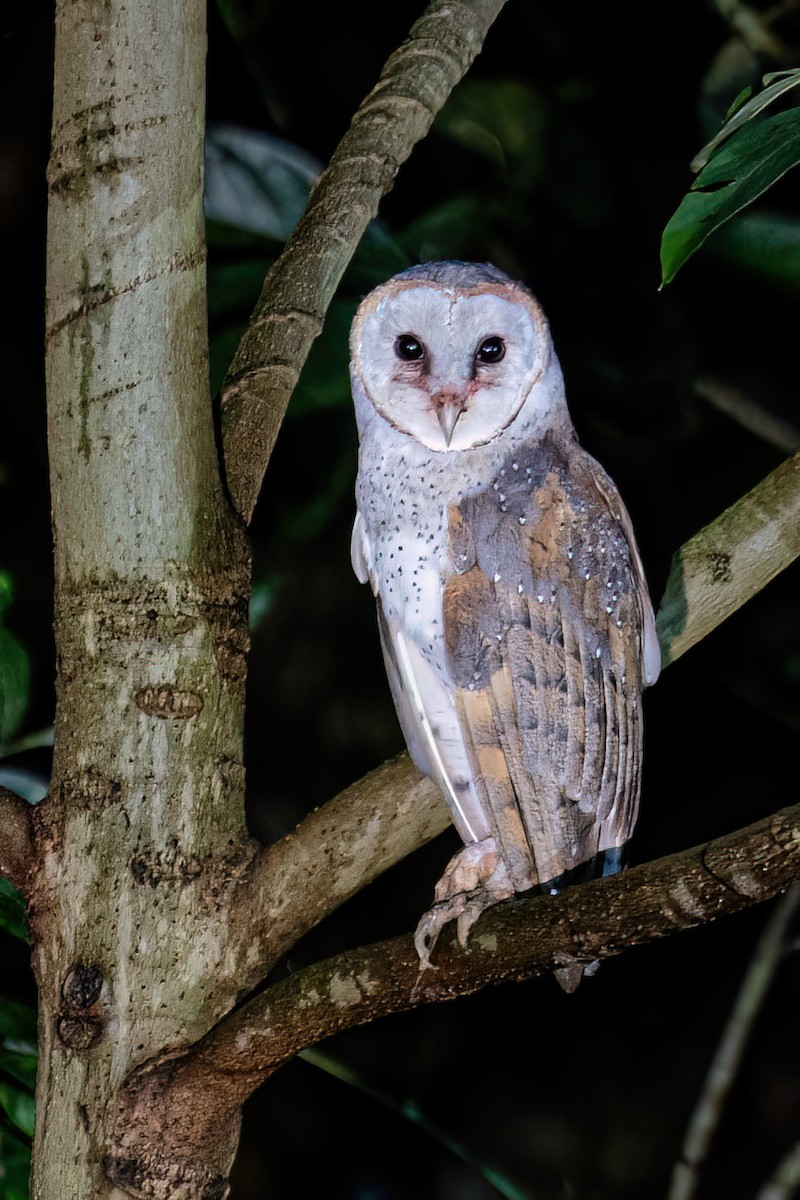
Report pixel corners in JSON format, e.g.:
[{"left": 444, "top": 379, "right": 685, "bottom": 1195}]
[
  {"left": 288, "top": 299, "right": 355, "bottom": 417},
  {"left": 725, "top": 85, "right": 754, "bottom": 120},
  {"left": 660, "top": 107, "right": 800, "bottom": 285},
  {"left": 435, "top": 80, "right": 545, "bottom": 186},
  {"left": 707, "top": 210, "right": 800, "bottom": 293},
  {"left": 0, "top": 1083, "right": 34, "bottom": 1141},
  {"left": 0, "top": 1043, "right": 37, "bottom": 1093},
  {"left": 0, "top": 1000, "right": 36, "bottom": 1048},
  {"left": 400, "top": 195, "right": 488, "bottom": 263},
  {"left": 0, "top": 574, "right": 13, "bottom": 620},
  {"left": 205, "top": 125, "right": 319, "bottom": 243},
  {"left": 0, "top": 1000, "right": 36, "bottom": 1141},
  {"left": 0, "top": 630, "right": 29, "bottom": 745},
  {"left": 691, "top": 69, "right": 800, "bottom": 171},
  {"left": 0, "top": 1125, "right": 31, "bottom": 1200},
  {"left": 0, "top": 880, "right": 28, "bottom": 943},
  {"left": 207, "top": 259, "right": 273, "bottom": 321}
]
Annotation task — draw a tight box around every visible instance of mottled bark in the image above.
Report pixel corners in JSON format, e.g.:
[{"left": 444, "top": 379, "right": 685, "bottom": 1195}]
[
  {"left": 220, "top": 0, "right": 509, "bottom": 523},
  {"left": 37, "top": 0, "right": 252, "bottom": 1195},
  {"left": 108, "top": 802, "right": 800, "bottom": 1194},
  {"left": 0, "top": 786, "right": 34, "bottom": 892}
]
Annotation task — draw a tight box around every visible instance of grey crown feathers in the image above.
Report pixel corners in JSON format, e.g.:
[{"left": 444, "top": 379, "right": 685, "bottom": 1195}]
[{"left": 349, "top": 261, "right": 660, "bottom": 971}]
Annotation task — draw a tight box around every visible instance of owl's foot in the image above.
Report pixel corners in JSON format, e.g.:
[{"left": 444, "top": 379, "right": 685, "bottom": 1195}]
[{"left": 414, "top": 838, "right": 515, "bottom": 969}]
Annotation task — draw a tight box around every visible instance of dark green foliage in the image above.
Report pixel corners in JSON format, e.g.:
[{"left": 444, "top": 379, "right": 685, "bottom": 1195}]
[
  {"left": 0, "top": 999, "right": 35, "bottom": 1198},
  {"left": 0, "top": 884, "right": 27, "bottom": 946},
  {"left": 0, "top": 576, "right": 29, "bottom": 748},
  {"left": 661, "top": 70, "right": 800, "bottom": 283}
]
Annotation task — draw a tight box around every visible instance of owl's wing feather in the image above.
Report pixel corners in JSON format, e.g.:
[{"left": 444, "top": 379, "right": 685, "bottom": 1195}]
[
  {"left": 444, "top": 436, "right": 654, "bottom": 887},
  {"left": 377, "top": 604, "right": 493, "bottom": 847}
]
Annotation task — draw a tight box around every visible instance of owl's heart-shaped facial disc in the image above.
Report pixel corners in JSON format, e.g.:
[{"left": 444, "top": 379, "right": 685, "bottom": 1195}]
[{"left": 352, "top": 280, "right": 552, "bottom": 452}]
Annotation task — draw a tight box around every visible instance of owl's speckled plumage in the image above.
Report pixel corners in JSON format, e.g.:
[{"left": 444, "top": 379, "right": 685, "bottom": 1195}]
[{"left": 350, "top": 262, "right": 659, "bottom": 968}]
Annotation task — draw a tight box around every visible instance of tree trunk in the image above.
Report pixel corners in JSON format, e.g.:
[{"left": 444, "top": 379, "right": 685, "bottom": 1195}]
[{"left": 34, "top": 0, "right": 252, "bottom": 1194}]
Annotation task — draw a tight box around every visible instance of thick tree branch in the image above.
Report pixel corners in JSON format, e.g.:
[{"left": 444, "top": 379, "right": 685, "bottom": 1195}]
[
  {"left": 233, "top": 755, "right": 446, "bottom": 989},
  {"left": 220, "top": 0, "right": 509, "bottom": 523},
  {"left": 230, "top": 452, "right": 800, "bottom": 988},
  {"left": 109, "top": 803, "right": 800, "bottom": 1194},
  {"left": 0, "top": 786, "right": 34, "bottom": 892},
  {"left": 657, "top": 452, "right": 800, "bottom": 665}
]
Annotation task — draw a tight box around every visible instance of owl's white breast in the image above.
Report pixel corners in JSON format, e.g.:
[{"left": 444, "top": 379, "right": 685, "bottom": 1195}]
[
  {"left": 352, "top": 359, "right": 572, "bottom": 845},
  {"left": 353, "top": 359, "right": 567, "bottom": 645}
]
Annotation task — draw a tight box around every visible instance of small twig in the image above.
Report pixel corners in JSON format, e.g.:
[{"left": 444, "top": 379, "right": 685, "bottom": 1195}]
[
  {"left": 667, "top": 884, "right": 800, "bottom": 1200},
  {"left": 711, "top": 0, "right": 792, "bottom": 60},
  {"left": 694, "top": 376, "right": 800, "bottom": 456},
  {"left": 0, "top": 786, "right": 35, "bottom": 892},
  {"left": 220, "top": 0, "right": 509, "bottom": 522},
  {"left": 757, "top": 1141, "right": 800, "bottom": 1200}
]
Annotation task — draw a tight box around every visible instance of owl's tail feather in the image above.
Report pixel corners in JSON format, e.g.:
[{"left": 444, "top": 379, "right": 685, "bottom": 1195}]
[{"left": 541, "top": 841, "right": 627, "bottom": 895}]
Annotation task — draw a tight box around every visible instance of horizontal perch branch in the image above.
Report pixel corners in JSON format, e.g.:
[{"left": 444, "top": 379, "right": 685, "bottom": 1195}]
[
  {"left": 220, "top": 0, "right": 508, "bottom": 523},
  {"left": 109, "top": 802, "right": 800, "bottom": 1195}
]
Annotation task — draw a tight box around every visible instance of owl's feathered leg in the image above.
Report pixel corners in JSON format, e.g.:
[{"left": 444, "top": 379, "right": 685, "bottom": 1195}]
[{"left": 414, "top": 837, "right": 515, "bottom": 968}]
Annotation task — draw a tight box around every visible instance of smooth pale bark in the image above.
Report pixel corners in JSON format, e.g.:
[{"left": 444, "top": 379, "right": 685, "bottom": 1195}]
[{"left": 37, "top": 0, "right": 252, "bottom": 1195}]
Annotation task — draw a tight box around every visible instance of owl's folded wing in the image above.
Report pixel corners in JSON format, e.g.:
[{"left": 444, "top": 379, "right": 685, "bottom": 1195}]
[{"left": 444, "top": 442, "right": 657, "bottom": 887}]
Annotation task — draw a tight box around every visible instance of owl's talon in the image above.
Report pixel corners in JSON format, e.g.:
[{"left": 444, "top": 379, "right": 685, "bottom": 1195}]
[
  {"left": 413, "top": 919, "right": 440, "bottom": 970},
  {"left": 413, "top": 839, "right": 517, "bottom": 966}
]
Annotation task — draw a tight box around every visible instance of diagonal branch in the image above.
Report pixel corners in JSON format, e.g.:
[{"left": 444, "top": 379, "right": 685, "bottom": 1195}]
[
  {"left": 230, "top": 452, "right": 800, "bottom": 991},
  {"left": 233, "top": 754, "right": 446, "bottom": 989},
  {"left": 0, "top": 786, "right": 35, "bottom": 893},
  {"left": 220, "top": 0, "right": 509, "bottom": 523},
  {"left": 657, "top": 451, "right": 800, "bottom": 665},
  {"left": 109, "top": 802, "right": 800, "bottom": 1194}
]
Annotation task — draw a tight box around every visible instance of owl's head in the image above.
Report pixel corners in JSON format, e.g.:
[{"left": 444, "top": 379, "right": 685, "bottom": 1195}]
[{"left": 350, "top": 262, "right": 565, "bottom": 453}]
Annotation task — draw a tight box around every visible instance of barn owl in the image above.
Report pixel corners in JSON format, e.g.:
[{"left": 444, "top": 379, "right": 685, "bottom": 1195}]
[{"left": 349, "top": 261, "right": 660, "bottom": 973}]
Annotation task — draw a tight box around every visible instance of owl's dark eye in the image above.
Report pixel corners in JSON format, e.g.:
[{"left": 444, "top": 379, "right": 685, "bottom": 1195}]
[
  {"left": 476, "top": 336, "right": 505, "bottom": 364},
  {"left": 395, "top": 334, "right": 426, "bottom": 362}
]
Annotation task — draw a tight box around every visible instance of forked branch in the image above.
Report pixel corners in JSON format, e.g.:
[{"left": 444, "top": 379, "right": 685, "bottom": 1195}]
[{"left": 110, "top": 803, "right": 800, "bottom": 1195}]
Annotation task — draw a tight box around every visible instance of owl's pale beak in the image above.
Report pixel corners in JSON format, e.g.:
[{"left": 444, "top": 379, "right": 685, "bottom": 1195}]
[{"left": 437, "top": 400, "right": 465, "bottom": 446}]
